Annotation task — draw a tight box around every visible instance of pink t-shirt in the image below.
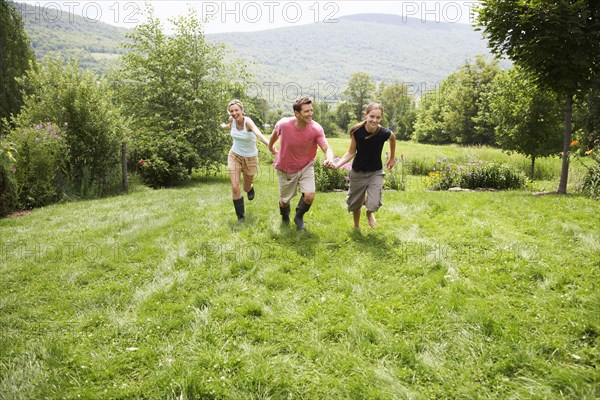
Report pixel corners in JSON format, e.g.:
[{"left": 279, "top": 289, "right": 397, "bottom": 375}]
[{"left": 273, "top": 117, "right": 328, "bottom": 174}]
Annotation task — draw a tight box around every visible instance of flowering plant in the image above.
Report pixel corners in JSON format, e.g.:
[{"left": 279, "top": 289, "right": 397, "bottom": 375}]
[{"left": 384, "top": 153, "right": 406, "bottom": 191}]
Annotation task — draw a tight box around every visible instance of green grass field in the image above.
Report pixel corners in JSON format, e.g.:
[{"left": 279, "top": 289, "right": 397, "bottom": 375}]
[{"left": 1, "top": 142, "right": 598, "bottom": 399}]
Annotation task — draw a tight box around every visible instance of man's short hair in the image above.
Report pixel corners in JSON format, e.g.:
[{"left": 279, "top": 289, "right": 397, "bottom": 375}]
[{"left": 293, "top": 97, "right": 312, "bottom": 113}]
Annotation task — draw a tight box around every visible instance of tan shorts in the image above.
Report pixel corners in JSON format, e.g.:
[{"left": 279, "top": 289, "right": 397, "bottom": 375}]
[
  {"left": 346, "top": 169, "right": 385, "bottom": 212},
  {"left": 227, "top": 151, "right": 258, "bottom": 176},
  {"left": 277, "top": 163, "right": 316, "bottom": 204}
]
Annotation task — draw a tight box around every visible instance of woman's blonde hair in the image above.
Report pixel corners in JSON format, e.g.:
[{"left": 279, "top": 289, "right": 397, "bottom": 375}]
[
  {"left": 349, "top": 103, "right": 384, "bottom": 136},
  {"left": 227, "top": 99, "right": 244, "bottom": 113}
]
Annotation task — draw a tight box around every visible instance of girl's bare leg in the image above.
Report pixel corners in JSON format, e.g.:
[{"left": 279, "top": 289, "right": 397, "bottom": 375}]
[
  {"left": 353, "top": 209, "right": 361, "bottom": 231},
  {"left": 366, "top": 210, "right": 377, "bottom": 229}
]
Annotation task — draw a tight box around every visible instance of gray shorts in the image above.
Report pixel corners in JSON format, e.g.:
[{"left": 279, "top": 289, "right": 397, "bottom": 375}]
[
  {"left": 277, "top": 163, "right": 316, "bottom": 204},
  {"left": 346, "top": 169, "right": 385, "bottom": 212}
]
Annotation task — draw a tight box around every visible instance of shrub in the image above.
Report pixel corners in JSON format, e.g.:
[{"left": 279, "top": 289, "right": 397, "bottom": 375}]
[
  {"left": 132, "top": 130, "right": 199, "bottom": 188},
  {"left": 0, "top": 140, "right": 18, "bottom": 216},
  {"left": 424, "top": 159, "right": 527, "bottom": 190},
  {"left": 581, "top": 153, "right": 600, "bottom": 199},
  {"left": 314, "top": 157, "right": 350, "bottom": 192},
  {"left": 15, "top": 57, "right": 125, "bottom": 198},
  {"left": 457, "top": 161, "right": 527, "bottom": 190},
  {"left": 8, "top": 122, "right": 68, "bottom": 208}
]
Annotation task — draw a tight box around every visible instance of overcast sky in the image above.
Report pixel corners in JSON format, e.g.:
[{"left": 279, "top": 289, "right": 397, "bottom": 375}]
[{"left": 21, "top": 1, "right": 481, "bottom": 34}]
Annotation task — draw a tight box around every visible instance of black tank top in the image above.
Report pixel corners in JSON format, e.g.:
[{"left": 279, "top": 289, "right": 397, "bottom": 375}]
[{"left": 352, "top": 125, "right": 392, "bottom": 172}]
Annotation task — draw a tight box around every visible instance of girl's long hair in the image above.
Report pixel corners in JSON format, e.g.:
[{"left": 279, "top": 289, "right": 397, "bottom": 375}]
[{"left": 349, "top": 103, "right": 384, "bottom": 137}]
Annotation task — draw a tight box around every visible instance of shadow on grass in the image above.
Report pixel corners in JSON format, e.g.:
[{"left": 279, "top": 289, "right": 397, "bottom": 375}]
[
  {"left": 348, "top": 229, "right": 397, "bottom": 259},
  {"left": 269, "top": 225, "right": 321, "bottom": 261}
]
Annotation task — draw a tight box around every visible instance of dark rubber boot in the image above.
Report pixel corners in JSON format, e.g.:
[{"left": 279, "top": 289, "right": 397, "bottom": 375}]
[
  {"left": 280, "top": 204, "right": 290, "bottom": 225},
  {"left": 247, "top": 185, "right": 255, "bottom": 201},
  {"left": 294, "top": 197, "right": 311, "bottom": 231},
  {"left": 233, "top": 198, "right": 245, "bottom": 222}
]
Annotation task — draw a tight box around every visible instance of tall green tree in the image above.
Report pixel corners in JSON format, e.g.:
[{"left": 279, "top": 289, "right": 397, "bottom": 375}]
[
  {"left": 334, "top": 101, "right": 357, "bottom": 133},
  {"left": 112, "top": 5, "right": 250, "bottom": 185},
  {"left": 375, "top": 82, "right": 416, "bottom": 140},
  {"left": 487, "top": 67, "right": 564, "bottom": 179},
  {"left": 0, "top": 0, "right": 35, "bottom": 127},
  {"left": 478, "top": 0, "right": 600, "bottom": 193},
  {"left": 413, "top": 56, "right": 501, "bottom": 144},
  {"left": 343, "top": 72, "right": 376, "bottom": 121},
  {"left": 312, "top": 101, "right": 342, "bottom": 137},
  {"left": 413, "top": 86, "right": 450, "bottom": 143}
]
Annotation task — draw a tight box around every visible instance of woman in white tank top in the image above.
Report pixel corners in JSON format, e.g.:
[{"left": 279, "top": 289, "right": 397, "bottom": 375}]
[{"left": 220, "top": 99, "right": 274, "bottom": 222}]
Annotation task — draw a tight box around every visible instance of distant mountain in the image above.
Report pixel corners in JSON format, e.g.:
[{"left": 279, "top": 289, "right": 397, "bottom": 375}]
[
  {"left": 210, "top": 13, "right": 495, "bottom": 105},
  {"left": 15, "top": 1, "right": 497, "bottom": 105},
  {"left": 13, "top": 1, "right": 128, "bottom": 74}
]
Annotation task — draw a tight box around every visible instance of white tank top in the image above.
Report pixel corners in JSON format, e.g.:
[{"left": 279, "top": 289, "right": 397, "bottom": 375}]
[{"left": 230, "top": 117, "right": 257, "bottom": 157}]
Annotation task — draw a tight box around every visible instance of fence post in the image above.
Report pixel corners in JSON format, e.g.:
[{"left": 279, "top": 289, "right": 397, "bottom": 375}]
[{"left": 122, "top": 141, "right": 128, "bottom": 192}]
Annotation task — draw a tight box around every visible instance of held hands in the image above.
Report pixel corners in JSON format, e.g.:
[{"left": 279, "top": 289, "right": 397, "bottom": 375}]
[{"left": 323, "top": 159, "right": 337, "bottom": 169}]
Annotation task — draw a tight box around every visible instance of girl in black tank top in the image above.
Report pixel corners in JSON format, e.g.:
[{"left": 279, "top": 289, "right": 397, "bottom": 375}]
[{"left": 329, "top": 103, "right": 397, "bottom": 230}]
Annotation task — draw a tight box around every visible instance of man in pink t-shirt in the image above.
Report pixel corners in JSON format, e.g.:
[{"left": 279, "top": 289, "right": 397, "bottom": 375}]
[{"left": 269, "top": 97, "right": 334, "bottom": 230}]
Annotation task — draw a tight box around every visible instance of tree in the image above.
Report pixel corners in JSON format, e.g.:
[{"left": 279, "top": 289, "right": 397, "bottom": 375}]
[
  {"left": 312, "top": 101, "right": 342, "bottom": 137},
  {"left": 446, "top": 56, "right": 501, "bottom": 145},
  {"left": 343, "top": 72, "right": 376, "bottom": 121},
  {"left": 487, "top": 67, "right": 564, "bottom": 179},
  {"left": 112, "top": 5, "right": 250, "bottom": 185},
  {"left": 477, "top": 0, "right": 600, "bottom": 193},
  {"left": 0, "top": 0, "right": 35, "bottom": 125},
  {"left": 375, "top": 82, "right": 416, "bottom": 140},
  {"left": 245, "top": 97, "right": 270, "bottom": 128},
  {"left": 413, "top": 56, "right": 501, "bottom": 145},
  {"left": 334, "top": 101, "right": 357, "bottom": 133},
  {"left": 413, "top": 86, "right": 450, "bottom": 144}
]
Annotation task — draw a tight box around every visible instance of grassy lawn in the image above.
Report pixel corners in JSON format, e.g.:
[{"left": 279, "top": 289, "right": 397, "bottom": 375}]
[{"left": 1, "top": 143, "right": 598, "bottom": 399}]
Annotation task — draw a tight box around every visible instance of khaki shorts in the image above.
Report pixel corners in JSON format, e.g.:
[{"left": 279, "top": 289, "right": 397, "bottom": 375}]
[
  {"left": 227, "top": 151, "right": 258, "bottom": 176},
  {"left": 346, "top": 169, "right": 385, "bottom": 212},
  {"left": 277, "top": 163, "right": 316, "bottom": 204}
]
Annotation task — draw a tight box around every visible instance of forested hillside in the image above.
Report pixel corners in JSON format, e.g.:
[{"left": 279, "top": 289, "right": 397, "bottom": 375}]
[
  {"left": 14, "top": 1, "right": 128, "bottom": 74},
  {"left": 211, "top": 13, "right": 494, "bottom": 102},
  {"left": 15, "top": 0, "right": 496, "bottom": 101}
]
